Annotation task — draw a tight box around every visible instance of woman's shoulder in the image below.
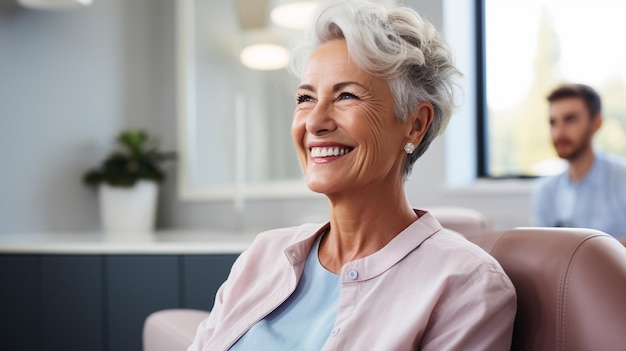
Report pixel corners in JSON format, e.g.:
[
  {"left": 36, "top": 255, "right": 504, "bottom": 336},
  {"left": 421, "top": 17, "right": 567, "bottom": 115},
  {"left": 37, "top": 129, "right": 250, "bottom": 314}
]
[
  {"left": 254, "top": 222, "right": 325, "bottom": 243},
  {"left": 420, "top": 229, "right": 506, "bottom": 275},
  {"left": 242, "top": 222, "right": 326, "bottom": 257}
]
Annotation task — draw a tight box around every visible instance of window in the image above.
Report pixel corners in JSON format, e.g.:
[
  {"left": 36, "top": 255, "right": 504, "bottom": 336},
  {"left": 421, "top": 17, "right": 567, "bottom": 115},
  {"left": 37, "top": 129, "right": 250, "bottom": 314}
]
[{"left": 479, "top": 0, "right": 626, "bottom": 178}]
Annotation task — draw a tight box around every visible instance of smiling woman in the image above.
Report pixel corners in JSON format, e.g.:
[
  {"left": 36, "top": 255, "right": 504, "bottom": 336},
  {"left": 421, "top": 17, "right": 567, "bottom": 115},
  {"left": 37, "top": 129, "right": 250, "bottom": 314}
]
[
  {"left": 188, "top": 1, "right": 517, "bottom": 350},
  {"left": 291, "top": 40, "right": 408, "bottom": 197}
]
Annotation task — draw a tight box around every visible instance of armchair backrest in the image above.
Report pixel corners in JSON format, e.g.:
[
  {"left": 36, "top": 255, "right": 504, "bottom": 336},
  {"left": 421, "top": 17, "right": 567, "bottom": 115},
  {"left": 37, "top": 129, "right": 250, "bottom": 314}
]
[
  {"left": 427, "top": 206, "right": 491, "bottom": 238},
  {"left": 469, "top": 227, "right": 626, "bottom": 350}
]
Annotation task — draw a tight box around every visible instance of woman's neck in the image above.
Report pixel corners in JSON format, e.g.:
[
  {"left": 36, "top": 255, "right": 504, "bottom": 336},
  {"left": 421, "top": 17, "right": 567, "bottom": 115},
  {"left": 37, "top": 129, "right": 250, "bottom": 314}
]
[{"left": 318, "top": 185, "right": 418, "bottom": 274}]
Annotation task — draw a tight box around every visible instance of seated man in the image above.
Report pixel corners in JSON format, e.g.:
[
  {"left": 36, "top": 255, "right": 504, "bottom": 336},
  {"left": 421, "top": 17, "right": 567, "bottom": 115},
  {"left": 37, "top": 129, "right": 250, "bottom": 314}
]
[{"left": 532, "top": 83, "right": 626, "bottom": 238}]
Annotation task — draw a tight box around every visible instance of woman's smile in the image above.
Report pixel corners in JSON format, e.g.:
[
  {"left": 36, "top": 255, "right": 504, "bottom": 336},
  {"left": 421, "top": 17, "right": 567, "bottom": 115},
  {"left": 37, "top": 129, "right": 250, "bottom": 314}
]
[{"left": 309, "top": 143, "right": 355, "bottom": 164}]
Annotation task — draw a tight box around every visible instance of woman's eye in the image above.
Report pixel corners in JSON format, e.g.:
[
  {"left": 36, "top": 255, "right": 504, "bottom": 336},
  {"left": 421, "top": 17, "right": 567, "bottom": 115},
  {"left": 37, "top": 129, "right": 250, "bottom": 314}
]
[
  {"left": 338, "top": 92, "right": 358, "bottom": 100},
  {"left": 296, "top": 94, "right": 313, "bottom": 104}
]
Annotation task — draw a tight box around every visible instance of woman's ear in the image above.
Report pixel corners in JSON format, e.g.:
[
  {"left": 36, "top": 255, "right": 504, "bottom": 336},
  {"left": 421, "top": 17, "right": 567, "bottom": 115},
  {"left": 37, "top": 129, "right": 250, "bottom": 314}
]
[{"left": 406, "top": 102, "right": 434, "bottom": 145}]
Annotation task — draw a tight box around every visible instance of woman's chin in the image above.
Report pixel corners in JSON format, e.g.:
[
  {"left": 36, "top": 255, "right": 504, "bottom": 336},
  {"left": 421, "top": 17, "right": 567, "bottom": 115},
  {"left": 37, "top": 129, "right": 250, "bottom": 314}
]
[
  {"left": 305, "top": 182, "right": 331, "bottom": 195},
  {"left": 305, "top": 177, "right": 341, "bottom": 195}
]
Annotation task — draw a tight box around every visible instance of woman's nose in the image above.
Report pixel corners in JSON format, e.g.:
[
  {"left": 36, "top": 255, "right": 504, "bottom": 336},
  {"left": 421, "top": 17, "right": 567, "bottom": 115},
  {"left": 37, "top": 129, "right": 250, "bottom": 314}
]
[{"left": 305, "top": 104, "right": 337, "bottom": 136}]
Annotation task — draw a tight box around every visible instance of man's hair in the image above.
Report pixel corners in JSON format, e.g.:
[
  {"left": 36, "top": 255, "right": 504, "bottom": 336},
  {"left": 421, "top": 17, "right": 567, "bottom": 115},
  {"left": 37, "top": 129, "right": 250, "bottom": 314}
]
[{"left": 547, "top": 83, "right": 602, "bottom": 117}]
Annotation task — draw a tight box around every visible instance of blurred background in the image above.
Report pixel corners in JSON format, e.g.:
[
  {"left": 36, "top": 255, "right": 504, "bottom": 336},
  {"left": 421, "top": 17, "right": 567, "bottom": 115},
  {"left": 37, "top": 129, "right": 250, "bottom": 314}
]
[{"left": 1, "top": 0, "right": 622, "bottom": 235}]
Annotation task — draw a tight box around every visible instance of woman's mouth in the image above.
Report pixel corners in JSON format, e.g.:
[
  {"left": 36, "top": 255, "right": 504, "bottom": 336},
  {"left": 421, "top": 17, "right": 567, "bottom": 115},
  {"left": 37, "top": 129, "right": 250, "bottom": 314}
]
[{"left": 310, "top": 146, "right": 354, "bottom": 158}]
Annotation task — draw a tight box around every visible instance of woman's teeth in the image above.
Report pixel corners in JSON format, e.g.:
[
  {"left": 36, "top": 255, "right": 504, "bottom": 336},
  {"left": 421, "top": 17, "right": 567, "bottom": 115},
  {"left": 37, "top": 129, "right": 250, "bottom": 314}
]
[{"left": 310, "top": 146, "right": 353, "bottom": 157}]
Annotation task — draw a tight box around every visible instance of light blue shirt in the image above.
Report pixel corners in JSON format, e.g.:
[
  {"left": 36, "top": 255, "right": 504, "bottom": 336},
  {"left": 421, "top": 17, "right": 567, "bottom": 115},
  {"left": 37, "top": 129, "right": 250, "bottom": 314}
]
[
  {"left": 229, "top": 234, "right": 340, "bottom": 351},
  {"left": 532, "top": 151, "right": 626, "bottom": 237}
]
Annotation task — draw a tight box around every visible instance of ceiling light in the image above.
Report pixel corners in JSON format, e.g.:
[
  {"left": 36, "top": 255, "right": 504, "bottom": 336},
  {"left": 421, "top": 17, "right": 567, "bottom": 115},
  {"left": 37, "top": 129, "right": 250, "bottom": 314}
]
[
  {"left": 18, "top": 0, "right": 92, "bottom": 10},
  {"left": 240, "top": 44, "right": 290, "bottom": 71},
  {"left": 270, "top": 1, "right": 318, "bottom": 29}
]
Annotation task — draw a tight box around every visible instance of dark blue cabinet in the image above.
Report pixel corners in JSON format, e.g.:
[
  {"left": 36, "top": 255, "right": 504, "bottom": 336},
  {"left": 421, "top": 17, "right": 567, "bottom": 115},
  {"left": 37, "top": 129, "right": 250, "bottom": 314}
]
[
  {"left": 0, "top": 255, "right": 41, "bottom": 351},
  {"left": 182, "top": 254, "right": 235, "bottom": 310},
  {"left": 0, "top": 253, "right": 238, "bottom": 351},
  {"left": 106, "top": 255, "right": 179, "bottom": 351},
  {"left": 42, "top": 255, "right": 104, "bottom": 351}
]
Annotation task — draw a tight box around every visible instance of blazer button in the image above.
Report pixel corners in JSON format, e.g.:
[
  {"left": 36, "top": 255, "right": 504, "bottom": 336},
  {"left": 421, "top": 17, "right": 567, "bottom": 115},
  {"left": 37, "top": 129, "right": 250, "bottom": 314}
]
[{"left": 348, "top": 270, "right": 358, "bottom": 280}]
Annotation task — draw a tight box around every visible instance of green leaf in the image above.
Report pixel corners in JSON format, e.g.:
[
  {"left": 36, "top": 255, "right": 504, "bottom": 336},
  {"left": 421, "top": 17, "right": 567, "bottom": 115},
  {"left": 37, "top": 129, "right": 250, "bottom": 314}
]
[{"left": 83, "top": 130, "right": 176, "bottom": 187}]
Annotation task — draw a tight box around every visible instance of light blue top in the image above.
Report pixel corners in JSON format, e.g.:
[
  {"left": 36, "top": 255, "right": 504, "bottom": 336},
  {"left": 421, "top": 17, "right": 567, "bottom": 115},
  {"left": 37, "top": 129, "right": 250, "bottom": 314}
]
[
  {"left": 229, "top": 234, "right": 340, "bottom": 351},
  {"left": 532, "top": 151, "right": 626, "bottom": 237}
]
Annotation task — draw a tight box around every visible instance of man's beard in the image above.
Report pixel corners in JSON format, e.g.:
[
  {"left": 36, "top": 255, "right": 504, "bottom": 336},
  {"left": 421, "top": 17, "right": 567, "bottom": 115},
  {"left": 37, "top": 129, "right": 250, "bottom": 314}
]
[{"left": 554, "top": 132, "right": 593, "bottom": 161}]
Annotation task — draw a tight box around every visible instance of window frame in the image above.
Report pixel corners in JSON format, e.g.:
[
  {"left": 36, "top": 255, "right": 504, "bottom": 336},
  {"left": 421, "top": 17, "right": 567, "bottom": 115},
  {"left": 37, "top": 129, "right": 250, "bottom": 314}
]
[
  {"left": 475, "top": 0, "right": 488, "bottom": 178},
  {"left": 474, "top": 0, "right": 544, "bottom": 180}
]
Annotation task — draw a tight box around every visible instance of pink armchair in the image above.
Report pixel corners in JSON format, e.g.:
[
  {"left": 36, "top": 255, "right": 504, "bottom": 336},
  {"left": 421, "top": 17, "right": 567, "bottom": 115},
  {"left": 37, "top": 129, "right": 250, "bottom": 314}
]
[{"left": 143, "top": 309, "right": 209, "bottom": 351}]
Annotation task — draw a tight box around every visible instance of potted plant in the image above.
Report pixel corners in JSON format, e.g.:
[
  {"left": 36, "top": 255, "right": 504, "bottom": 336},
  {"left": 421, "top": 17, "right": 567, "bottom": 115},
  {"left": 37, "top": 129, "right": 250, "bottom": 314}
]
[{"left": 83, "top": 130, "right": 175, "bottom": 234}]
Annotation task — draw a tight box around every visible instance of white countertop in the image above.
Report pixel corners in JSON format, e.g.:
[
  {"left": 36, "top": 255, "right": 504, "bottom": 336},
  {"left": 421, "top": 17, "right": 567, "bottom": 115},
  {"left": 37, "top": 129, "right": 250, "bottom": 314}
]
[{"left": 0, "top": 229, "right": 257, "bottom": 254}]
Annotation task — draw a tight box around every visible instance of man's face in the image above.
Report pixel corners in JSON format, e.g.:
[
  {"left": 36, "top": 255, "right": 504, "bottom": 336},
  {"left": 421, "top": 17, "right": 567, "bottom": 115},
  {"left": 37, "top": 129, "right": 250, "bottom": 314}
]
[{"left": 549, "top": 97, "right": 597, "bottom": 161}]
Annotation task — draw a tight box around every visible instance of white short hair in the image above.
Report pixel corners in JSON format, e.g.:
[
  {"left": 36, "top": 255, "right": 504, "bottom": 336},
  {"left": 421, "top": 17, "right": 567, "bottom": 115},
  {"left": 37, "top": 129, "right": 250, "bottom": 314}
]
[{"left": 290, "top": 0, "right": 461, "bottom": 177}]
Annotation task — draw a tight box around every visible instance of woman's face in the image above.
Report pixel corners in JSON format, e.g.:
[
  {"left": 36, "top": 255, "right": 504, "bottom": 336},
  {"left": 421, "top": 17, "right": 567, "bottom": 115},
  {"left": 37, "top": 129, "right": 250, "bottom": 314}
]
[{"left": 292, "top": 39, "right": 411, "bottom": 196}]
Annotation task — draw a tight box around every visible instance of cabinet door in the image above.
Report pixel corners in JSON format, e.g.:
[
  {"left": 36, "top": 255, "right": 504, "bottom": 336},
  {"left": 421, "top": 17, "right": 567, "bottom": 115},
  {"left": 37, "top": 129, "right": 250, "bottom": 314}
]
[
  {"left": 41, "top": 255, "right": 104, "bottom": 351},
  {"left": 106, "top": 255, "right": 179, "bottom": 351},
  {"left": 0, "top": 255, "right": 41, "bottom": 351},
  {"left": 182, "top": 254, "right": 238, "bottom": 310}
]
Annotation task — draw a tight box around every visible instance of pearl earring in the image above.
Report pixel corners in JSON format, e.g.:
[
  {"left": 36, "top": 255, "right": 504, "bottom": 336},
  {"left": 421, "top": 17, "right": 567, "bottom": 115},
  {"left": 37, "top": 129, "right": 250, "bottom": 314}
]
[{"left": 404, "top": 142, "right": 416, "bottom": 154}]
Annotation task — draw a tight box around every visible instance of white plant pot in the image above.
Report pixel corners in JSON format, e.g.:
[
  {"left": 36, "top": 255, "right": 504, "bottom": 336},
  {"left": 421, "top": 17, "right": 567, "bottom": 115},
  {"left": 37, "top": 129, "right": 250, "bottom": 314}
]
[{"left": 99, "top": 180, "right": 158, "bottom": 235}]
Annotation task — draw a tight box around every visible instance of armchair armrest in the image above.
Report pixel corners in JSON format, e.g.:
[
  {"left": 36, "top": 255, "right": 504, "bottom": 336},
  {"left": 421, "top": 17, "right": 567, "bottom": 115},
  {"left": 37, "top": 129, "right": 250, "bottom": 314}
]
[{"left": 143, "top": 309, "right": 210, "bottom": 351}]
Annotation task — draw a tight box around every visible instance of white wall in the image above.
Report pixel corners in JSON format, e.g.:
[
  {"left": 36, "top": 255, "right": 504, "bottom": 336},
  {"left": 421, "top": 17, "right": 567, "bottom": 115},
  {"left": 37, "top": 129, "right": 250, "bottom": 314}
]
[
  {"left": 0, "top": 0, "right": 175, "bottom": 233},
  {"left": 0, "top": 0, "right": 533, "bottom": 235}
]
